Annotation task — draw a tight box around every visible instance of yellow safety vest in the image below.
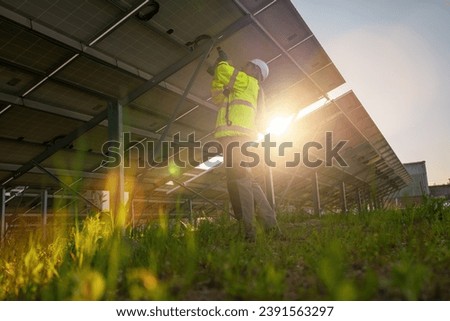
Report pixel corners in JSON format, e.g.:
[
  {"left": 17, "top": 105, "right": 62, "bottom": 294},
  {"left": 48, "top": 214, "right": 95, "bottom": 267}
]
[{"left": 212, "top": 62, "right": 259, "bottom": 139}]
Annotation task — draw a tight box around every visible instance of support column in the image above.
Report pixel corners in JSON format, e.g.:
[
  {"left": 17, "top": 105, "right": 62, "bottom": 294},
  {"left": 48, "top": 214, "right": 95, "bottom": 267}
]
[
  {"left": 363, "top": 190, "right": 367, "bottom": 212},
  {"left": 356, "top": 188, "right": 362, "bottom": 214},
  {"left": 368, "top": 189, "right": 374, "bottom": 210},
  {"left": 41, "top": 189, "right": 48, "bottom": 237},
  {"left": 131, "top": 199, "right": 136, "bottom": 229},
  {"left": 224, "top": 201, "right": 231, "bottom": 220},
  {"left": 1, "top": 188, "right": 5, "bottom": 244},
  {"left": 367, "top": 190, "right": 373, "bottom": 211},
  {"left": 378, "top": 196, "right": 384, "bottom": 210},
  {"left": 375, "top": 193, "right": 381, "bottom": 210},
  {"left": 373, "top": 195, "right": 379, "bottom": 210},
  {"left": 312, "top": 172, "right": 321, "bottom": 216},
  {"left": 108, "top": 100, "right": 125, "bottom": 224},
  {"left": 340, "top": 181, "right": 348, "bottom": 213},
  {"left": 265, "top": 166, "right": 276, "bottom": 209},
  {"left": 187, "top": 199, "right": 193, "bottom": 224}
]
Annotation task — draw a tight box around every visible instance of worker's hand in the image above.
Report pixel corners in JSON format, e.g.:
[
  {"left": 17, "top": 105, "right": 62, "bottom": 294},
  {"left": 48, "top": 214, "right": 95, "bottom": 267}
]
[
  {"left": 217, "top": 47, "right": 228, "bottom": 62},
  {"left": 207, "top": 47, "right": 229, "bottom": 76}
]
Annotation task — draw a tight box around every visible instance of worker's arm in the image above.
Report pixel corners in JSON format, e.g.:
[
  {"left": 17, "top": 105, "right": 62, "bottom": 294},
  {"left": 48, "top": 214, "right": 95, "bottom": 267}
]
[{"left": 207, "top": 47, "right": 228, "bottom": 76}]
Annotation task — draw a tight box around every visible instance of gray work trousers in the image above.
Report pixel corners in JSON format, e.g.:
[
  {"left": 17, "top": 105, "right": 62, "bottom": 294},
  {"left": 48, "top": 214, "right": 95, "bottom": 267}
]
[{"left": 219, "top": 136, "right": 278, "bottom": 238}]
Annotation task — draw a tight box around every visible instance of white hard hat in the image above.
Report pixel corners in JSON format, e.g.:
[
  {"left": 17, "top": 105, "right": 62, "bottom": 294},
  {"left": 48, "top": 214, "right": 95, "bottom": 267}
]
[{"left": 250, "top": 58, "right": 269, "bottom": 81}]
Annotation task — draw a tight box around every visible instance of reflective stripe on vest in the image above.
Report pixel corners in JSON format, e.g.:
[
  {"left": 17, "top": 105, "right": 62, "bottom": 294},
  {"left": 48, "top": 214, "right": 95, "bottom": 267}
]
[{"left": 215, "top": 125, "right": 256, "bottom": 138}]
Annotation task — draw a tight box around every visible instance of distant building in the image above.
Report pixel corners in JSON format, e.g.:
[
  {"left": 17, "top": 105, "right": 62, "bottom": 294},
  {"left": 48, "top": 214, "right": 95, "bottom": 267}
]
[
  {"left": 393, "top": 161, "right": 430, "bottom": 205},
  {"left": 429, "top": 184, "right": 450, "bottom": 201}
]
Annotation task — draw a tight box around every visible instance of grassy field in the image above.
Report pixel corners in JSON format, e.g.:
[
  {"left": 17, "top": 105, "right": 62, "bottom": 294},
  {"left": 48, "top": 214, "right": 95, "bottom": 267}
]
[{"left": 0, "top": 197, "right": 448, "bottom": 300}]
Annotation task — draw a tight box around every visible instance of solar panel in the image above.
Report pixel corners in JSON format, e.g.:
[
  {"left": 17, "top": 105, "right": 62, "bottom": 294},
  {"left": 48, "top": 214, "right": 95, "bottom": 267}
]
[
  {"left": 0, "top": 19, "right": 75, "bottom": 72},
  {"left": 1, "top": 0, "right": 122, "bottom": 42},
  {"left": 0, "top": 64, "right": 39, "bottom": 95}
]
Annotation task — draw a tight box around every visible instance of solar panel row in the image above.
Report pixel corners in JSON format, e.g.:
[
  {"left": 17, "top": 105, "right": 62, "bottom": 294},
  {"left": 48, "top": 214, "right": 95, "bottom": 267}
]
[{"left": 0, "top": 0, "right": 411, "bottom": 233}]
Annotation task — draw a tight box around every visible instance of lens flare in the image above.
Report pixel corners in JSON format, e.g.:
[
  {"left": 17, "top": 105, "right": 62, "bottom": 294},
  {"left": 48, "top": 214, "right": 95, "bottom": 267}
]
[{"left": 266, "top": 115, "right": 294, "bottom": 136}]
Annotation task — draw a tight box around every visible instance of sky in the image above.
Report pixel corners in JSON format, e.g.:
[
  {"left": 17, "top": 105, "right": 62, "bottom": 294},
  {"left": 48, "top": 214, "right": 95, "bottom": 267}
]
[{"left": 292, "top": 0, "right": 450, "bottom": 185}]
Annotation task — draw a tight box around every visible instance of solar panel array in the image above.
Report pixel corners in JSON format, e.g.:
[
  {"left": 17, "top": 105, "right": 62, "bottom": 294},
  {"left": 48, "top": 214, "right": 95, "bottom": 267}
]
[{"left": 0, "top": 0, "right": 411, "bottom": 230}]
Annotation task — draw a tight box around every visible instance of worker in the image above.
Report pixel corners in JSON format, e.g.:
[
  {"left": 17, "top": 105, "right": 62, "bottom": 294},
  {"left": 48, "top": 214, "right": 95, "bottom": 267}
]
[{"left": 210, "top": 51, "right": 280, "bottom": 241}]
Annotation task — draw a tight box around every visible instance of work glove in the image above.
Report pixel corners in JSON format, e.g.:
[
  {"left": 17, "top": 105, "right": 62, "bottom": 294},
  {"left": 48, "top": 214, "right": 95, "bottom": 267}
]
[{"left": 207, "top": 47, "right": 228, "bottom": 75}]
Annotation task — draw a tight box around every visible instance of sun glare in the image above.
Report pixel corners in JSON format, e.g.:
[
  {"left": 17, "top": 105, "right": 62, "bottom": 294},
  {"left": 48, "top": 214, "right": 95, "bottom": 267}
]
[{"left": 266, "top": 115, "right": 294, "bottom": 136}]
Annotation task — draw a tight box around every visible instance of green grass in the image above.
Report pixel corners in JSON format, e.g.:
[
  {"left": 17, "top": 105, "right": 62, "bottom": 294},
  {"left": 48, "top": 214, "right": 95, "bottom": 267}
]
[{"left": 0, "top": 198, "right": 448, "bottom": 300}]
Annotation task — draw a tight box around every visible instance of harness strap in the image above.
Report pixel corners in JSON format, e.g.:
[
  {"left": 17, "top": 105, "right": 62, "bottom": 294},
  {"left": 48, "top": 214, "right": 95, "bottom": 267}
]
[{"left": 224, "top": 68, "right": 239, "bottom": 126}]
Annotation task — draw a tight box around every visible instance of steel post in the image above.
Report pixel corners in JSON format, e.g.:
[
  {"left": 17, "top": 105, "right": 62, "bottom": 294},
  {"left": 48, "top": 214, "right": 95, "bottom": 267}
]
[
  {"left": 265, "top": 166, "right": 276, "bottom": 209},
  {"left": 356, "top": 187, "right": 362, "bottom": 214},
  {"left": 340, "top": 181, "right": 348, "bottom": 213},
  {"left": 312, "top": 172, "right": 321, "bottom": 215},
  {"left": 1, "top": 188, "right": 5, "bottom": 244},
  {"left": 41, "top": 189, "right": 48, "bottom": 238},
  {"left": 188, "top": 199, "right": 193, "bottom": 224},
  {"left": 107, "top": 101, "right": 125, "bottom": 221}
]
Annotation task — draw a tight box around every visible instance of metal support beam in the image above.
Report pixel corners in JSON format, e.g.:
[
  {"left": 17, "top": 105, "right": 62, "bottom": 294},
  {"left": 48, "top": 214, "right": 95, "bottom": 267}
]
[
  {"left": 131, "top": 198, "right": 136, "bottom": 229},
  {"left": 0, "top": 92, "right": 160, "bottom": 140},
  {"left": 376, "top": 196, "right": 383, "bottom": 210},
  {"left": 151, "top": 39, "right": 215, "bottom": 161},
  {"left": 0, "top": 161, "right": 106, "bottom": 181},
  {"left": 366, "top": 190, "right": 373, "bottom": 211},
  {"left": 265, "top": 166, "right": 276, "bottom": 209},
  {"left": 31, "top": 162, "right": 101, "bottom": 212},
  {"left": 361, "top": 189, "right": 367, "bottom": 211},
  {"left": 107, "top": 101, "right": 125, "bottom": 218},
  {"left": 366, "top": 190, "right": 372, "bottom": 211},
  {"left": 340, "top": 181, "right": 348, "bottom": 213},
  {"left": 0, "top": 109, "right": 108, "bottom": 186},
  {"left": 87, "top": 0, "right": 150, "bottom": 47},
  {"left": 187, "top": 199, "right": 194, "bottom": 224},
  {"left": 171, "top": 179, "right": 234, "bottom": 218},
  {"left": 312, "top": 171, "right": 321, "bottom": 216},
  {"left": 356, "top": 188, "right": 362, "bottom": 214},
  {"left": 233, "top": 0, "right": 329, "bottom": 100},
  {"left": 374, "top": 195, "right": 380, "bottom": 210},
  {"left": 41, "top": 189, "right": 48, "bottom": 225},
  {"left": 41, "top": 189, "right": 48, "bottom": 237},
  {"left": 1, "top": 188, "right": 5, "bottom": 244}
]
